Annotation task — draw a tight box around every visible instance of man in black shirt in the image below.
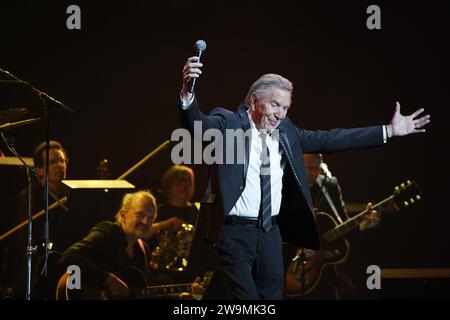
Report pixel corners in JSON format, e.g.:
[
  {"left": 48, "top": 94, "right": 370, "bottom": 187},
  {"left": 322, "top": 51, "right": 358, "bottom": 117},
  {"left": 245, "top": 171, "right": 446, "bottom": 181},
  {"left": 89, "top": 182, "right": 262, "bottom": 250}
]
[
  {"left": 59, "top": 190, "right": 206, "bottom": 299},
  {"left": 59, "top": 190, "right": 157, "bottom": 298}
]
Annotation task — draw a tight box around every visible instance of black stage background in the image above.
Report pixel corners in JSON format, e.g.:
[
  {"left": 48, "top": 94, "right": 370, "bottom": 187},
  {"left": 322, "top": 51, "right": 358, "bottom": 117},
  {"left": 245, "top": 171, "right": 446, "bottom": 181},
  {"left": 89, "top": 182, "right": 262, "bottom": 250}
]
[{"left": 0, "top": 0, "right": 448, "bottom": 300}]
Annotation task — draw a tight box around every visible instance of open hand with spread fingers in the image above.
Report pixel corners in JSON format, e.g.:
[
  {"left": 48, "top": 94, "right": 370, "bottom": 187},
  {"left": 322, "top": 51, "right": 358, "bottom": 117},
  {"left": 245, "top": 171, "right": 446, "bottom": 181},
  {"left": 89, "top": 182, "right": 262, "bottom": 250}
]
[{"left": 387, "top": 102, "right": 431, "bottom": 137}]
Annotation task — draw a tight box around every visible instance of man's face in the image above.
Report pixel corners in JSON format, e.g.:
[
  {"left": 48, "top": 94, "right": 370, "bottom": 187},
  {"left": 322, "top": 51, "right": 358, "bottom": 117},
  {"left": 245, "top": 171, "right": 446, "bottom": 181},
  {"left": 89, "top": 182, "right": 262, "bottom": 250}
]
[
  {"left": 37, "top": 149, "right": 67, "bottom": 184},
  {"left": 249, "top": 86, "right": 291, "bottom": 132},
  {"left": 120, "top": 198, "right": 156, "bottom": 239},
  {"left": 304, "top": 154, "right": 321, "bottom": 186}
]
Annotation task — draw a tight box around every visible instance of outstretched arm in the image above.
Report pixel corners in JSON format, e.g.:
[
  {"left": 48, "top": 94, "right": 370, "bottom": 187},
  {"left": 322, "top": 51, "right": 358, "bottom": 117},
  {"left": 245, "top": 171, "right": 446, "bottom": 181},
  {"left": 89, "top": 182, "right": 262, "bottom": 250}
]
[{"left": 386, "top": 102, "right": 431, "bottom": 137}]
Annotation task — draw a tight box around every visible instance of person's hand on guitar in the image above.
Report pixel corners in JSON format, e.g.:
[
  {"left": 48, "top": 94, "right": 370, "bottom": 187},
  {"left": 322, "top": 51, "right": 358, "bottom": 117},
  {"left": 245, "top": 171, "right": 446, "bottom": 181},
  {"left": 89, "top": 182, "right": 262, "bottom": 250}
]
[
  {"left": 359, "top": 202, "right": 381, "bottom": 231},
  {"left": 191, "top": 276, "right": 206, "bottom": 298},
  {"left": 103, "top": 272, "right": 130, "bottom": 298},
  {"left": 176, "top": 276, "right": 207, "bottom": 300}
]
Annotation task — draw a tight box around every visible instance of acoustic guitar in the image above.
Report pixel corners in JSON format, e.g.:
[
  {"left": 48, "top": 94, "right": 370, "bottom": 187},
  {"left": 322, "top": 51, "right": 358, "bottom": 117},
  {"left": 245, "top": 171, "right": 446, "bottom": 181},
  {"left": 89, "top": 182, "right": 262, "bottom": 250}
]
[{"left": 56, "top": 266, "right": 213, "bottom": 300}]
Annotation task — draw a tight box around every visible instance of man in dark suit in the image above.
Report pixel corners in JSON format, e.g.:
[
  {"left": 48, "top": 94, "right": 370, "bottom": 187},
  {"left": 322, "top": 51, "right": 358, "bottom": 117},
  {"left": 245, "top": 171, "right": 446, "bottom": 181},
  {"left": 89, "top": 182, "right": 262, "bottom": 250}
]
[
  {"left": 302, "top": 153, "right": 380, "bottom": 299},
  {"left": 178, "top": 55, "right": 430, "bottom": 299}
]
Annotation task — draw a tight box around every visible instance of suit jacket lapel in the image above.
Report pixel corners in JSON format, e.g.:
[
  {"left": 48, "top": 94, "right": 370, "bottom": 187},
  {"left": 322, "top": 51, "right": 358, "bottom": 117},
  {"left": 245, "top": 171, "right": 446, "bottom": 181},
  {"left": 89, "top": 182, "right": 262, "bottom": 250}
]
[
  {"left": 277, "top": 122, "right": 293, "bottom": 160},
  {"left": 278, "top": 123, "right": 305, "bottom": 194},
  {"left": 237, "top": 104, "right": 251, "bottom": 183},
  {"left": 237, "top": 103, "right": 250, "bottom": 131}
]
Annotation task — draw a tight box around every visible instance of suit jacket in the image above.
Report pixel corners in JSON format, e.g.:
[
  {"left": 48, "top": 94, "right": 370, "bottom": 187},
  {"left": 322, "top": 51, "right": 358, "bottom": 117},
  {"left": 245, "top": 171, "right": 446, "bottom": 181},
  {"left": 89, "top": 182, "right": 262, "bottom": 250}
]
[{"left": 179, "top": 99, "right": 384, "bottom": 250}]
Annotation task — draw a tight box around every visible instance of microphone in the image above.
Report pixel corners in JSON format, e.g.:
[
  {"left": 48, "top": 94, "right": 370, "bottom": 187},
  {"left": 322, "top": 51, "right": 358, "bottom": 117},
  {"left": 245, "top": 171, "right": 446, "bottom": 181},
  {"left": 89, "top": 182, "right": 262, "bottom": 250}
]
[
  {"left": 320, "top": 162, "right": 332, "bottom": 179},
  {"left": 188, "top": 40, "right": 207, "bottom": 93}
]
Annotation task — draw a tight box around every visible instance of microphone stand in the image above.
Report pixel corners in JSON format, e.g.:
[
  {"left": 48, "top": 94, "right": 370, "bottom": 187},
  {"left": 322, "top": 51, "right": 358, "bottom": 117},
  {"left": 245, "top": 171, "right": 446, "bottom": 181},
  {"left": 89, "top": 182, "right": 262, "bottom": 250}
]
[
  {"left": 0, "top": 67, "right": 73, "bottom": 299},
  {"left": 0, "top": 131, "right": 36, "bottom": 300},
  {"left": 291, "top": 246, "right": 307, "bottom": 296},
  {"left": 318, "top": 163, "right": 344, "bottom": 225},
  {"left": 300, "top": 248, "right": 306, "bottom": 297}
]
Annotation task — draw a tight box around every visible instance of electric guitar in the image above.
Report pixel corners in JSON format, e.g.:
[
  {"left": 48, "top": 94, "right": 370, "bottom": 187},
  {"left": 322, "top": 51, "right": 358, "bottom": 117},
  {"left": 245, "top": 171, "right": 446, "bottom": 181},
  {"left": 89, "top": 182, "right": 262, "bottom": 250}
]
[
  {"left": 56, "top": 266, "right": 213, "bottom": 300},
  {"left": 284, "top": 180, "right": 422, "bottom": 297}
]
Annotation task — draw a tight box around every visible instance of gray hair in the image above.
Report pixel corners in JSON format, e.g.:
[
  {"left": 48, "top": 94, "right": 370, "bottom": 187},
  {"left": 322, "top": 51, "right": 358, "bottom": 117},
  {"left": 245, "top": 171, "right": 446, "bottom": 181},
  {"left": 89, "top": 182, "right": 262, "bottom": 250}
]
[
  {"left": 115, "top": 190, "right": 157, "bottom": 222},
  {"left": 244, "top": 74, "right": 293, "bottom": 106}
]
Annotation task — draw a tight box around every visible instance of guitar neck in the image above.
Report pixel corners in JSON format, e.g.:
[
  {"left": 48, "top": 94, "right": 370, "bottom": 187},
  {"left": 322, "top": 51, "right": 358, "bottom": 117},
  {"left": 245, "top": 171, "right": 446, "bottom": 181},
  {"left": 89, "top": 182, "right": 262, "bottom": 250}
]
[
  {"left": 323, "top": 195, "right": 394, "bottom": 243},
  {"left": 131, "top": 271, "right": 213, "bottom": 300},
  {"left": 133, "top": 283, "right": 192, "bottom": 299}
]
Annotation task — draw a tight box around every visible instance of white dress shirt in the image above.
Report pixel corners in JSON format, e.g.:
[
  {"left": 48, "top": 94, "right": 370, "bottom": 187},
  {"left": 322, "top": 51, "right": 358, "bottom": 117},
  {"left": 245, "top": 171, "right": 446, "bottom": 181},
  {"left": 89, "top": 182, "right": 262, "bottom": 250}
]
[{"left": 228, "top": 110, "right": 284, "bottom": 218}]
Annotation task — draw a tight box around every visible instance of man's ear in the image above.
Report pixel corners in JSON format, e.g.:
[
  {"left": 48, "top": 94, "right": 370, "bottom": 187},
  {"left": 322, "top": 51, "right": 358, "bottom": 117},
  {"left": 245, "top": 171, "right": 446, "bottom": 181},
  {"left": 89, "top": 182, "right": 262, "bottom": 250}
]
[
  {"left": 249, "top": 93, "right": 257, "bottom": 110},
  {"left": 119, "top": 210, "right": 127, "bottom": 223}
]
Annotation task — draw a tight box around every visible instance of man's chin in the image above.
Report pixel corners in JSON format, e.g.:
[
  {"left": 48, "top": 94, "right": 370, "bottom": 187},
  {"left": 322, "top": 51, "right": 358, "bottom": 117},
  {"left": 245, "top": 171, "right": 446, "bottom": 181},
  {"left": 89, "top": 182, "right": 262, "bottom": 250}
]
[
  {"left": 267, "top": 122, "right": 279, "bottom": 131},
  {"left": 264, "top": 126, "right": 278, "bottom": 133},
  {"left": 52, "top": 174, "right": 66, "bottom": 182}
]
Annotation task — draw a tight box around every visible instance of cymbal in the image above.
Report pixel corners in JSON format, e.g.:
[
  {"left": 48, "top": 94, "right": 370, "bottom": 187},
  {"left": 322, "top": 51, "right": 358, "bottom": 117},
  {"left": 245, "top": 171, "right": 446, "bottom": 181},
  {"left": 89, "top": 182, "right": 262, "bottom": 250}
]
[
  {"left": 0, "top": 117, "right": 41, "bottom": 131},
  {"left": 0, "top": 108, "right": 29, "bottom": 126}
]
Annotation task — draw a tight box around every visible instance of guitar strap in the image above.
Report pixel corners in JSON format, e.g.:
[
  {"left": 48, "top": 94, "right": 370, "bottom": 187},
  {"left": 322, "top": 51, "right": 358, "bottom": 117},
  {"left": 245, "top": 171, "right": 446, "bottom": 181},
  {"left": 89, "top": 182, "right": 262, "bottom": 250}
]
[{"left": 137, "top": 238, "right": 149, "bottom": 275}]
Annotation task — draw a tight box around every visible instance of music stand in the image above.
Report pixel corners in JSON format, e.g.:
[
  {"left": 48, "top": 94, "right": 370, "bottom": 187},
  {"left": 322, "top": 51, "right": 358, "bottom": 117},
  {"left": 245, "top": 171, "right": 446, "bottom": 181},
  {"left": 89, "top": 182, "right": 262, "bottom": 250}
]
[{"left": 0, "top": 156, "right": 34, "bottom": 166}]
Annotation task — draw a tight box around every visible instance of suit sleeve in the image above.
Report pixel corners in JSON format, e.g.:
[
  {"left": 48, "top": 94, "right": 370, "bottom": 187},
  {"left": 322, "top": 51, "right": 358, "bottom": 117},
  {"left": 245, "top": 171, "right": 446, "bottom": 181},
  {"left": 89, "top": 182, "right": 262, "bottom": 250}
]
[
  {"left": 179, "top": 98, "right": 228, "bottom": 134},
  {"left": 298, "top": 126, "right": 384, "bottom": 154}
]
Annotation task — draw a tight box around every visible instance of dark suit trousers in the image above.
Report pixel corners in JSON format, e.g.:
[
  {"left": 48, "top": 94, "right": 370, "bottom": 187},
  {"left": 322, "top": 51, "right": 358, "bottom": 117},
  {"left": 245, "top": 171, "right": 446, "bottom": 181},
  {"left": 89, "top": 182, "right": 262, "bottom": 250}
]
[{"left": 213, "top": 220, "right": 284, "bottom": 300}]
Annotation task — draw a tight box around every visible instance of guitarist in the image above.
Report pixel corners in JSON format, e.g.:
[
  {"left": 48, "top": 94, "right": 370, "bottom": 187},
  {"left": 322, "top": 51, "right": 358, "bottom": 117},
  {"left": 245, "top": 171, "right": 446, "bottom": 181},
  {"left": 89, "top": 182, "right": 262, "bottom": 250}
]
[
  {"left": 301, "top": 153, "right": 381, "bottom": 299},
  {"left": 58, "top": 190, "right": 158, "bottom": 298},
  {"left": 58, "top": 190, "right": 204, "bottom": 299}
]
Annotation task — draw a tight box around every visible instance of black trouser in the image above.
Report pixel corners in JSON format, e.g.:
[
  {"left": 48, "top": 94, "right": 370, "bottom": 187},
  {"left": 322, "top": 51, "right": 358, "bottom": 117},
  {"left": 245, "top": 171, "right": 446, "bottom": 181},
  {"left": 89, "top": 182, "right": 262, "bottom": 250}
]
[{"left": 213, "top": 216, "right": 284, "bottom": 300}]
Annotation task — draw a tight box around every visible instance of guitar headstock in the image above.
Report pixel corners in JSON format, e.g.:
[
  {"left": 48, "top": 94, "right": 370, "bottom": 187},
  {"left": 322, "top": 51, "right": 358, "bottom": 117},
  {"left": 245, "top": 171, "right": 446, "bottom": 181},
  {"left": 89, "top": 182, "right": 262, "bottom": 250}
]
[{"left": 393, "top": 180, "right": 422, "bottom": 210}]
